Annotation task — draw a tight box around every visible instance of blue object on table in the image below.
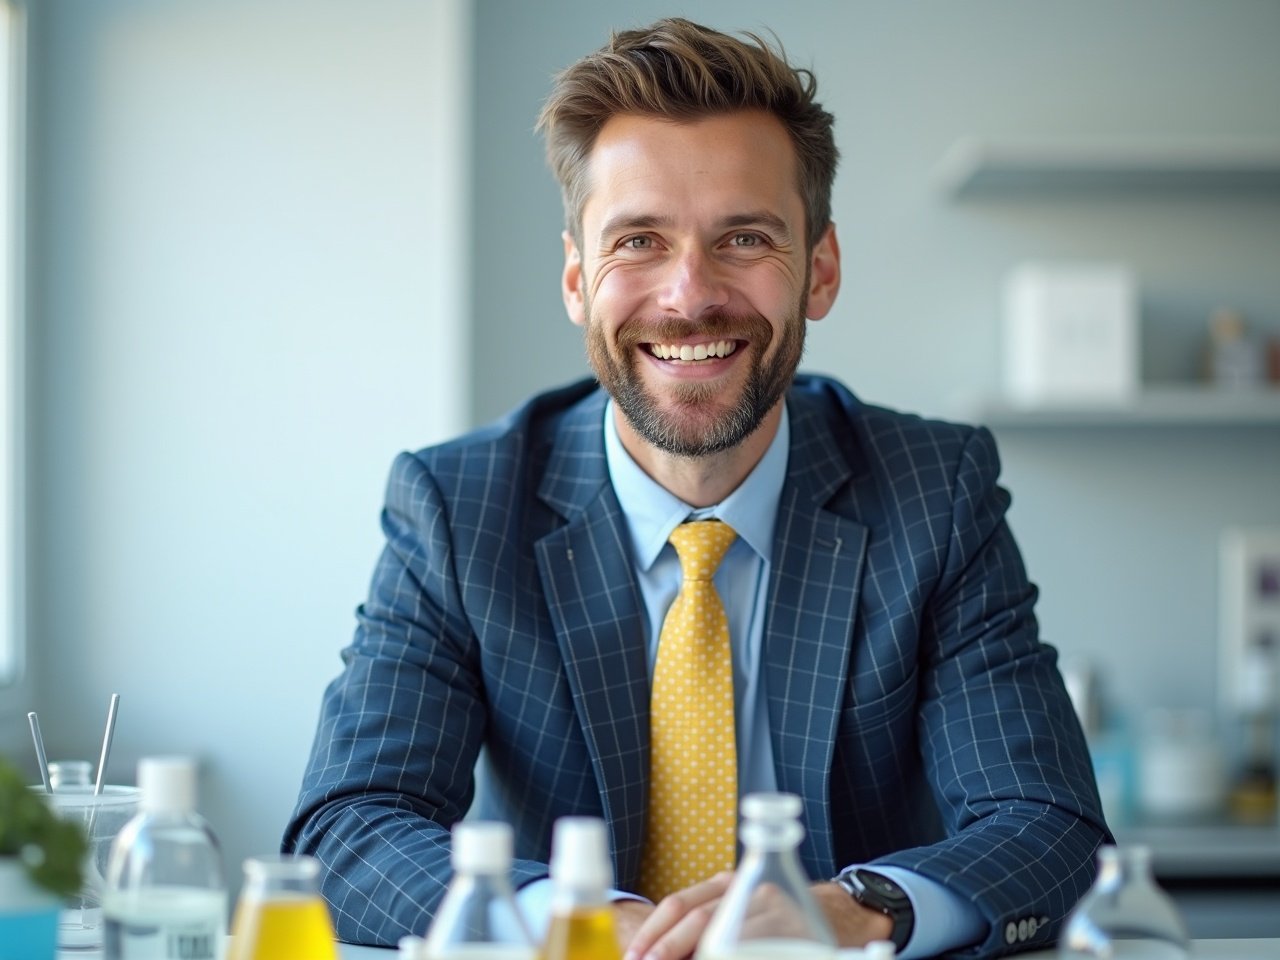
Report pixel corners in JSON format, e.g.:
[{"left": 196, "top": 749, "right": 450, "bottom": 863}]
[{"left": 0, "top": 904, "right": 60, "bottom": 960}]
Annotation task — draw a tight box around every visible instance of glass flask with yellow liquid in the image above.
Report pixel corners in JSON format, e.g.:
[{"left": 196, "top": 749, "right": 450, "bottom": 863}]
[
  {"left": 696, "top": 793, "right": 836, "bottom": 960},
  {"left": 227, "top": 855, "right": 337, "bottom": 960},
  {"left": 421, "top": 821, "right": 537, "bottom": 959},
  {"left": 539, "top": 817, "right": 622, "bottom": 960}
]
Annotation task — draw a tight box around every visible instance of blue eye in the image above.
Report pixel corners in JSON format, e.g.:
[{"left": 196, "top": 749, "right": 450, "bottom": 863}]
[
  {"left": 624, "top": 235, "right": 652, "bottom": 250},
  {"left": 731, "top": 233, "right": 760, "bottom": 247}
]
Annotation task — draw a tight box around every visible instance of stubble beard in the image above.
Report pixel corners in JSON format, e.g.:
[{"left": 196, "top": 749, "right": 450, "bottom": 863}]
[{"left": 583, "top": 299, "right": 807, "bottom": 459}]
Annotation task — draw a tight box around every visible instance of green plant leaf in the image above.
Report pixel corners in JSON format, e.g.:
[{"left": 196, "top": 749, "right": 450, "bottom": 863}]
[{"left": 0, "top": 755, "right": 88, "bottom": 898}]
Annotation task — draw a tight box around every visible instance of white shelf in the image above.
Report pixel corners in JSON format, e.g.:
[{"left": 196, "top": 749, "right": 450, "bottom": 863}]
[
  {"left": 935, "top": 137, "right": 1280, "bottom": 198},
  {"left": 958, "top": 387, "right": 1280, "bottom": 428},
  {"left": 1116, "top": 821, "right": 1280, "bottom": 879}
]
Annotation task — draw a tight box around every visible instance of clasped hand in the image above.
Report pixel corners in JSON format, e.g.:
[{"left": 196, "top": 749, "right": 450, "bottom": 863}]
[{"left": 615, "top": 873, "right": 894, "bottom": 960}]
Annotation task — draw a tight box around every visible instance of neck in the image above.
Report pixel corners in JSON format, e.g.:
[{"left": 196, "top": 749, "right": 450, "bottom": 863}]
[{"left": 613, "top": 403, "right": 782, "bottom": 508}]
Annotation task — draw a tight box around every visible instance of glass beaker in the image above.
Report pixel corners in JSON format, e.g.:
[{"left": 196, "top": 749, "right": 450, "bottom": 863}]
[
  {"left": 697, "top": 793, "right": 836, "bottom": 959},
  {"left": 228, "top": 855, "right": 337, "bottom": 960},
  {"left": 1058, "top": 845, "right": 1189, "bottom": 960},
  {"left": 41, "top": 784, "right": 140, "bottom": 951}
]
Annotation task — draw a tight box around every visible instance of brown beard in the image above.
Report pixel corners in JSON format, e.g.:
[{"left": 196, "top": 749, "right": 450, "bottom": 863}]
[{"left": 583, "top": 304, "right": 807, "bottom": 458}]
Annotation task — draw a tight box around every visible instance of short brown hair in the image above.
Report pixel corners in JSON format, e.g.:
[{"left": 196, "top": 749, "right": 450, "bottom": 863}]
[{"left": 537, "top": 18, "right": 838, "bottom": 250}]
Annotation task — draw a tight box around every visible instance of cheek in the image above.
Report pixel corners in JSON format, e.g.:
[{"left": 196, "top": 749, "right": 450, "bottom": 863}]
[{"left": 587, "top": 268, "right": 654, "bottom": 329}]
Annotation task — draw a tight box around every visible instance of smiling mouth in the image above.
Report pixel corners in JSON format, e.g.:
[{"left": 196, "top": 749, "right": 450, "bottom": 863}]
[{"left": 646, "top": 339, "right": 740, "bottom": 362}]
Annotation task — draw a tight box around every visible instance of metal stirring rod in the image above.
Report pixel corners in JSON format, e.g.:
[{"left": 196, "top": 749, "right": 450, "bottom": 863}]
[
  {"left": 27, "top": 711, "right": 52, "bottom": 793},
  {"left": 94, "top": 693, "right": 121, "bottom": 795}
]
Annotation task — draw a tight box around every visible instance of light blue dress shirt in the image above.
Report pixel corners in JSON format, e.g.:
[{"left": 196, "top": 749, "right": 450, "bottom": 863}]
[{"left": 513, "top": 401, "right": 984, "bottom": 958}]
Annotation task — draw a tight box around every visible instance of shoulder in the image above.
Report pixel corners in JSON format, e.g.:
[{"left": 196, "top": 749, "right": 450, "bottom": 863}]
[
  {"left": 789, "top": 373, "right": 998, "bottom": 481},
  {"left": 404, "top": 378, "right": 603, "bottom": 472},
  {"left": 380, "top": 378, "right": 604, "bottom": 508}
]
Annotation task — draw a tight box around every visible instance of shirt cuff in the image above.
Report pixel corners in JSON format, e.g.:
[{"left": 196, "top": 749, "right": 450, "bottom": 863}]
[{"left": 842, "top": 864, "right": 986, "bottom": 959}]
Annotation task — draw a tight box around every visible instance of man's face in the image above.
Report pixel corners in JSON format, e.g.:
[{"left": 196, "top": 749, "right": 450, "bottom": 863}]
[{"left": 561, "top": 111, "right": 840, "bottom": 458}]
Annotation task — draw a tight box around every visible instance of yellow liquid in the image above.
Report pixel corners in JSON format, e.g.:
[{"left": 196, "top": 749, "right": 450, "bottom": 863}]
[
  {"left": 539, "top": 908, "right": 622, "bottom": 960},
  {"left": 228, "top": 895, "right": 338, "bottom": 960}
]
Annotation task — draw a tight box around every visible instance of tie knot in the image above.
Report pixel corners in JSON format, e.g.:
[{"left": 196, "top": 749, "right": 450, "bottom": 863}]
[{"left": 669, "top": 520, "right": 737, "bottom": 582}]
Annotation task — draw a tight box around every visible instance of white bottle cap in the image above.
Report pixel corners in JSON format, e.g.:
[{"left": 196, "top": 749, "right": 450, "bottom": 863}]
[
  {"left": 452, "top": 821, "right": 513, "bottom": 874},
  {"left": 549, "top": 817, "right": 612, "bottom": 889},
  {"left": 137, "top": 756, "right": 198, "bottom": 814},
  {"left": 741, "top": 791, "right": 802, "bottom": 822}
]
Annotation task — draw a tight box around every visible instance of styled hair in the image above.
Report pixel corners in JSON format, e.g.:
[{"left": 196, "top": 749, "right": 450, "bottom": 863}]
[{"left": 537, "top": 17, "right": 838, "bottom": 250}]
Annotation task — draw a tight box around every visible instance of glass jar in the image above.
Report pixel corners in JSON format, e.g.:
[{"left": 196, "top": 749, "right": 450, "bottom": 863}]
[
  {"left": 227, "top": 855, "right": 337, "bottom": 960},
  {"left": 697, "top": 793, "right": 835, "bottom": 959},
  {"left": 1058, "top": 845, "right": 1189, "bottom": 960}
]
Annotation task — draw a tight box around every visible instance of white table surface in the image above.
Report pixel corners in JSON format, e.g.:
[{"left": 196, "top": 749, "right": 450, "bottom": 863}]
[
  {"left": 330, "top": 941, "right": 1278, "bottom": 959},
  {"left": 58, "top": 936, "right": 1280, "bottom": 959}
]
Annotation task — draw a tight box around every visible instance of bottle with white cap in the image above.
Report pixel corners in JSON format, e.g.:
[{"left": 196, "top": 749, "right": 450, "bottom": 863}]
[
  {"left": 102, "top": 757, "right": 227, "bottom": 960},
  {"left": 540, "top": 817, "right": 622, "bottom": 960},
  {"left": 697, "top": 792, "right": 836, "bottom": 959},
  {"left": 421, "top": 821, "right": 536, "bottom": 959}
]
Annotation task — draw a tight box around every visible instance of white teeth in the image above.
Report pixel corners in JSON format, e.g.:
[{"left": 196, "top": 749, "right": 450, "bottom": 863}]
[{"left": 649, "top": 340, "right": 739, "bottom": 361}]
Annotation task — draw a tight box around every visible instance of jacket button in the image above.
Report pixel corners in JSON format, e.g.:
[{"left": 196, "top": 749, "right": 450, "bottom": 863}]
[{"left": 1005, "top": 922, "right": 1018, "bottom": 944}]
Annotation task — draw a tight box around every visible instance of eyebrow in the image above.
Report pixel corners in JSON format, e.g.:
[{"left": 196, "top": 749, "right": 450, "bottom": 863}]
[{"left": 596, "top": 210, "right": 794, "bottom": 244}]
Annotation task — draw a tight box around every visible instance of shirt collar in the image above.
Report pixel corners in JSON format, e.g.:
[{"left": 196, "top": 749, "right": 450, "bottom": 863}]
[{"left": 603, "top": 399, "right": 789, "bottom": 571}]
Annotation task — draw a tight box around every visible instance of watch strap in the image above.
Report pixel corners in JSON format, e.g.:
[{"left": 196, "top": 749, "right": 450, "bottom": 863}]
[{"left": 834, "top": 868, "right": 915, "bottom": 952}]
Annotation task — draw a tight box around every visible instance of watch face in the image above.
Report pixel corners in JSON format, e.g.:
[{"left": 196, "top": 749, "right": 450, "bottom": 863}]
[{"left": 857, "top": 869, "right": 907, "bottom": 903}]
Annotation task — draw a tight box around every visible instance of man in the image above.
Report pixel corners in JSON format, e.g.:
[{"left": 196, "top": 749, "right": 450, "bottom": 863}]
[{"left": 284, "top": 17, "right": 1108, "bottom": 959}]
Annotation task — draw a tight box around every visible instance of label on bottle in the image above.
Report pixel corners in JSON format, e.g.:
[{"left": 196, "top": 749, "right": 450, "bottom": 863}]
[{"left": 103, "top": 887, "right": 227, "bottom": 960}]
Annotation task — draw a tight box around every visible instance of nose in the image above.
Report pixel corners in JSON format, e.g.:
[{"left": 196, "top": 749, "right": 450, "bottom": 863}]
[{"left": 655, "top": 247, "right": 730, "bottom": 320}]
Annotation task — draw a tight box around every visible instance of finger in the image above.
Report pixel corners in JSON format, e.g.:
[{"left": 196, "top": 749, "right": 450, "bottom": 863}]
[
  {"left": 625, "top": 873, "right": 734, "bottom": 960},
  {"left": 641, "top": 893, "right": 722, "bottom": 960}
]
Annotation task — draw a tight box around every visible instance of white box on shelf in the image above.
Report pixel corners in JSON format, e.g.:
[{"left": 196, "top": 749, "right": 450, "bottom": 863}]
[{"left": 1002, "top": 262, "right": 1139, "bottom": 406}]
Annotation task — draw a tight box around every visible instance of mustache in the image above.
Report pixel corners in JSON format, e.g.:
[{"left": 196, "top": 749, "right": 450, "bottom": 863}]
[{"left": 615, "top": 312, "right": 774, "bottom": 349}]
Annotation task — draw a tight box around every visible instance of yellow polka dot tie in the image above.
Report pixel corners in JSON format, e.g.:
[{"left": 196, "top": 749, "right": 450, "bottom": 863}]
[{"left": 638, "top": 519, "right": 739, "bottom": 902}]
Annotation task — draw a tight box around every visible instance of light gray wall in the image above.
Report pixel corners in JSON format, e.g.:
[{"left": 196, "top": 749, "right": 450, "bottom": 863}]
[
  {"left": 25, "top": 0, "right": 470, "bottom": 892},
  {"left": 471, "top": 1, "right": 1280, "bottom": 724}
]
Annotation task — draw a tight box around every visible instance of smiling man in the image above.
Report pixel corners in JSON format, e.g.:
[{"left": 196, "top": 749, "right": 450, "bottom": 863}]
[{"left": 285, "top": 18, "right": 1109, "bottom": 960}]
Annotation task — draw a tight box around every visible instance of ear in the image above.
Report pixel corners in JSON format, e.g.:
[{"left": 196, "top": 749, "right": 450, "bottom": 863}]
[
  {"left": 562, "top": 231, "right": 586, "bottom": 327},
  {"left": 804, "top": 223, "right": 841, "bottom": 320}
]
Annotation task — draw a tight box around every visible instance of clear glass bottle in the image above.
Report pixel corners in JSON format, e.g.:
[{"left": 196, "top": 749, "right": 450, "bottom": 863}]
[
  {"left": 102, "top": 757, "right": 228, "bottom": 960},
  {"left": 540, "top": 817, "right": 622, "bottom": 960},
  {"left": 423, "top": 821, "right": 536, "bottom": 959},
  {"left": 227, "top": 855, "right": 337, "bottom": 960},
  {"left": 1058, "top": 845, "right": 1190, "bottom": 960},
  {"left": 697, "top": 793, "right": 836, "bottom": 960}
]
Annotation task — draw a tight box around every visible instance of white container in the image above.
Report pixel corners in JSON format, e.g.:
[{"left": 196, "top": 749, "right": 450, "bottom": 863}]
[
  {"left": 1002, "top": 262, "right": 1138, "bottom": 406},
  {"left": 1136, "top": 709, "right": 1224, "bottom": 820}
]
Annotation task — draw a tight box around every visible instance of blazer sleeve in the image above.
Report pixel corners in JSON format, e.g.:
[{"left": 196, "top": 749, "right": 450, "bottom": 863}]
[
  {"left": 873, "top": 425, "right": 1111, "bottom": 957},
  {"left": 280, "top": 451, "right": 548, "bottom": 945}
]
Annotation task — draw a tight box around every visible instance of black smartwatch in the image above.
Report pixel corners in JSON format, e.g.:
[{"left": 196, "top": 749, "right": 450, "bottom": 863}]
[{"left": 833, "top": 868, "right": 915, "bottom": 952}]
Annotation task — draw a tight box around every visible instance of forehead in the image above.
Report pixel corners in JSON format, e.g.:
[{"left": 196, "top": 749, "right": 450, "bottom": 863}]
[{"left": 580, "top": 111, "right": 803, "bottom": 235}]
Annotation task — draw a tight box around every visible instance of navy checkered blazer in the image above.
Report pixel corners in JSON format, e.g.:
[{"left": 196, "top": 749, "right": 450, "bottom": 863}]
[{"left": 284, "top": 374, "right": 1109, "bottom": 956}]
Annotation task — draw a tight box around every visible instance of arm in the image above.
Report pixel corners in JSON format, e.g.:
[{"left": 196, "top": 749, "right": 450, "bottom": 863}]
[
  {"left": 877, "top": 425, "right": 1110, "bottom": 957},
  {"left": 281, "top": 452, "right": 547, "bottom": 945}
]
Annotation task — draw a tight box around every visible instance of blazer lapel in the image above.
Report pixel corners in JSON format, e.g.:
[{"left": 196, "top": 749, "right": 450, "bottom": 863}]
[
  {"left": 765, "top": 396, "right": 869, "bottom": 878},
  {"left": 534, "top": 392, "right": 650, "bottom": 890}
]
